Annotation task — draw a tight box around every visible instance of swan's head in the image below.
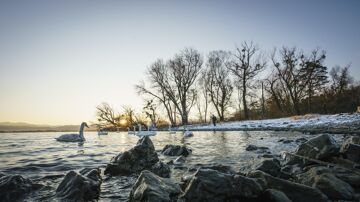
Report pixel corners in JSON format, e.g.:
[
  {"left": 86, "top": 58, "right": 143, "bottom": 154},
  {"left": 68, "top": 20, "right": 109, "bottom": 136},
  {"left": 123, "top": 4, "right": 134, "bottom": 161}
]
[{"left": 82, "top": 122, "right": 89, "bottom": 128}]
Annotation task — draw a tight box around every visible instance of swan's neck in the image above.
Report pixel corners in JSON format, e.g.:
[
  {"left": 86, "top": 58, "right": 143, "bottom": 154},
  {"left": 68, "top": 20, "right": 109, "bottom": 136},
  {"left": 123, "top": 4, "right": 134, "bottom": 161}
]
[{"left": 79, "top": 124, "right": 85, "bottom": 138}]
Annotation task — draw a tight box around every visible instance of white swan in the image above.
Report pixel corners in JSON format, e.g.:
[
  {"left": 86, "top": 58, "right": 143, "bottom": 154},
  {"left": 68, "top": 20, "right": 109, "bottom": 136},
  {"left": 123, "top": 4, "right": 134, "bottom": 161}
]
[
  {"left": 56, "top": 122, "right": 89, "bottom": 142},
  {"left": 168, "top": 125, "right": 176, "bottom": 134},
  {"left": 136, "top": 125, "right": 156, "bottom": 136},
  {"left": 183, "top": 128, "right": 193, "bottom": 137}
]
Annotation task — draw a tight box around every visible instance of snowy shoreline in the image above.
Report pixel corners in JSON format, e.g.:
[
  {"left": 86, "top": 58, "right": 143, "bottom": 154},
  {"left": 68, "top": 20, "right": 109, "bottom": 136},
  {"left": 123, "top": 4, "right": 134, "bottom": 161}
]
[{"left": 178, "top": 113, "right": 360, "bottom": 134}]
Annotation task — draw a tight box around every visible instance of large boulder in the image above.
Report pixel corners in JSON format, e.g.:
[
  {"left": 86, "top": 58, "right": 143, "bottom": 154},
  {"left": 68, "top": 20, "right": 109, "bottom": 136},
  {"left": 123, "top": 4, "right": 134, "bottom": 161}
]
[
  {"left": 295, "top": 134, "right": 340, "bottom": 160},
  {"left": 248, "top": 170, "right": 329, "bottom": 202},
  {"left": 56, "top": 168, "right": 102, "bottom": 201},
  {"left": 341, "top": 136, "right": 360, "bottom": 163},
  {"left": 161, "top": 144, "right": 192, "bottom": 156},
  {"left": 286, "top": 134, "right": 340, "bottom": 166},
  {"left": 129, "top": 170, "right": 182, "bottom": 202},
  {"left": 179, "top": 169, "right": 263, "bottom": 201},
  {"left": 104, "top": 136, "right": 170, "bottom": 178},
  {"left": 296, "top": 167, "right": 354, "bottom": 200},
  {"left": 0, "top": 173, "right": 42, "bottom": 202}
]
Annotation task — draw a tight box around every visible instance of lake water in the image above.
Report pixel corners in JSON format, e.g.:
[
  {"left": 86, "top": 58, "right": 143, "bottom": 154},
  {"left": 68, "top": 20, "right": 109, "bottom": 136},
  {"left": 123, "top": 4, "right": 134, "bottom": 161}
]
[{"left": 0, "top": 131, "right": 338, "bottom": 201}]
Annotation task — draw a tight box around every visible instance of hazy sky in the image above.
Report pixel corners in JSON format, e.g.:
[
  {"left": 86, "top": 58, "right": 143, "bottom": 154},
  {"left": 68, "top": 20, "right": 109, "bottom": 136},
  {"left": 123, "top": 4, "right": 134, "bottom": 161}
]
[{"left": 0, "top": 0, "right": 359, "bottom": 125}]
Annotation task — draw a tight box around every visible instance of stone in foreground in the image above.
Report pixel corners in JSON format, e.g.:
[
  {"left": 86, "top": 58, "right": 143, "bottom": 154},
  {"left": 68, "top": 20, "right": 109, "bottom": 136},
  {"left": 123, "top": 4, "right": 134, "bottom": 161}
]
[
  {"left": 161, "top": 144, "right": 192, "bottom": 156},
  {"left": 56, "top": 168, "right": 102, "bottom": 201},
  {"left": 104, "top": 136, "right": 170, "bottom": 177},
  {"left": 297, "top": 166, "right": 356, "bottom": 200},
  {"left": 248, "top": 170, "right": 329, "bottom": 202},
  {"left": 179, "top": 168, "right": 263, "bottom": 201},
  {"left": 0, "top": 173, "right": 42, "bottom": 202},
  {"left": 129, "top": 170, "right": 182, "bottom": 202}
]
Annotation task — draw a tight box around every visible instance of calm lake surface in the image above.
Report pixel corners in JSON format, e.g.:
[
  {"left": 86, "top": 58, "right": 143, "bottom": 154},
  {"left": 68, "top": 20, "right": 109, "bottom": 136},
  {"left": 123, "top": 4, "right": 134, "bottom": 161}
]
[{"left": 0, "top": 131, "right": 342, "bottom": 201}]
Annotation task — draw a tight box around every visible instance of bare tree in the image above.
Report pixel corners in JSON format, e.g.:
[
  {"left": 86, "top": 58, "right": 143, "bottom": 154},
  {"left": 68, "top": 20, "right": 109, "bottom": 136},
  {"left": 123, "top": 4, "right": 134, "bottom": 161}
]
[
  {"left": 136, "top": 48, "right": 203, "bottom": 125},
  {"left": 299, "top": 48, "right": 328, "bottom": 112},
  {"left": 166, "top": 48, "right": 203, "bottom": 125},
  {"left": 96, "top": 103, "right": 120, "bottom": 127},
  {"left": 330, "top": 65, "right": 353, "bottom": 94},
  {"left": 204, "top": 50, "right": 233, "bottom": 121},
  {"left": 228, "top": 42, "right": 266, "bottom": 119},
  {"left": 197, "top": 69, "right": 210, "bottom": 123},
  {"left": 135, "top": 60, "right": 176, "bottom": 126},
  {"left": 271, "top": 47, "right": 308, "bottom": 115}
]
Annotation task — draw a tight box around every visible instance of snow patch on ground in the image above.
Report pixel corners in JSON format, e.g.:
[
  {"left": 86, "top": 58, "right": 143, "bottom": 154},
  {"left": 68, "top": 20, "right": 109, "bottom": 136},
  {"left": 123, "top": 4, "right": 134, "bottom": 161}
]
[{"left": 188, "top": 113, "right": 360, "bottom": 130}]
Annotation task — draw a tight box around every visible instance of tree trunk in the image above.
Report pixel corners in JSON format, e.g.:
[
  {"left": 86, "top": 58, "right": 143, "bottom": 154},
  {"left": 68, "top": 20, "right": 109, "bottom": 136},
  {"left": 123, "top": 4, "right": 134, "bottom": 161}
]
[{"left": 243, "top": 84, "right": 249, "bottom": 119}]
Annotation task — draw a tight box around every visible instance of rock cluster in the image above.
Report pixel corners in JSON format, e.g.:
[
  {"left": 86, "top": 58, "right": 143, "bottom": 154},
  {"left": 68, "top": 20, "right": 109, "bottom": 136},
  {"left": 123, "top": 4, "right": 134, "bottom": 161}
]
[
  {"left": 129, "top": 134, "right": 360, "bottom": 201},
  {"left": 104, "top": 136, "right": 170, "bottom": 178}
]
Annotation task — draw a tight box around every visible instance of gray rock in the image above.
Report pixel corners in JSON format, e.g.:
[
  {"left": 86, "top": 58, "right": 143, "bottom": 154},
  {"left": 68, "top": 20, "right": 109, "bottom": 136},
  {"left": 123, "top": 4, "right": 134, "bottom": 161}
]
[
  {"left": 104, "top": 136, "right": 170, "bottom": 178},
  {"left": 295, "top": 137, "right": 308, "bottom": 143},
  {"left": 0, "top": 173, "right": 42, "bottom": 202},
  {"left": 150, "top": 161, "right": 171, "bottom": 178},
  {"left": 179, "top": 169, "right": 263, "bottom": 201},
  {"left": 341, "top": 136, "right": 360, "bottom": 163},
  {"left": 161, "top": 144, "right": 192, "bottom": 156},
  {"left": 174, "top": 156, "right": 186, "bottom": 164},
  {"left": 297, "top": 167, "right": 354, "bottom": 200},
  {"left": 286, "top": 134, "right": 340, "bottom": 166},
  {"left": 295, "top": 134, "right": 340, "bottom": 160},
  {"left": 187, "top": 164, "right": 236, "bottom": 174},
  {"left": 254, "top": 158, "right": 281, "bottom": 177},
  {"left": 261, "top": 189, "right": 292, "bottom": 202},
  {"left": 248, "top": 170, "right": 329, "bottom": 202},
  {"left": 300, "top": 166, "right": 360, "bottom": 189},
  {"left": 246, "top": 144, "right": 270, "bottom": 152},
  {"left": 56, "top": 168, "right": 102, "bottom": 201},
  {"left": 129, "top": 170, "right": 182, "bottom": 202}
]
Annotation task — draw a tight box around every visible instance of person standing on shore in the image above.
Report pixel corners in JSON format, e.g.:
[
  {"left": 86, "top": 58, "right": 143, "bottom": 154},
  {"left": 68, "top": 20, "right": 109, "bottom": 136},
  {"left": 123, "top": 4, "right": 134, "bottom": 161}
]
[{"left": 211, "top": 114, "right": 217, "bottom": 126}]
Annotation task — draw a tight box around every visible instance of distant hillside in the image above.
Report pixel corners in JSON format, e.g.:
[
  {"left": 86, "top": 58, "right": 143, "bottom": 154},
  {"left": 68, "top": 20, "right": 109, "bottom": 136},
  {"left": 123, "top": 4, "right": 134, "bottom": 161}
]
[{"left": 0, "top": 122, "right": 97, "bottom": 132}]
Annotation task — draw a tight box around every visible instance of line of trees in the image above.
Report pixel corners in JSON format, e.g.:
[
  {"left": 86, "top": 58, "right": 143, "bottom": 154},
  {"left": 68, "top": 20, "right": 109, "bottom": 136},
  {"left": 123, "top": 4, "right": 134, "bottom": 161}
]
[{"left": 97, "top": 42, "right": 359, "bottom": 128}]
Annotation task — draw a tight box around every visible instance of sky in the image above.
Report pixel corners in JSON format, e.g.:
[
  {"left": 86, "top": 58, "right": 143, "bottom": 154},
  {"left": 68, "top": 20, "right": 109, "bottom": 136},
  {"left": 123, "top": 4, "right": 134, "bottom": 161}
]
[{"left": 0, "top": 0, "right": 359, "bottom": 125}]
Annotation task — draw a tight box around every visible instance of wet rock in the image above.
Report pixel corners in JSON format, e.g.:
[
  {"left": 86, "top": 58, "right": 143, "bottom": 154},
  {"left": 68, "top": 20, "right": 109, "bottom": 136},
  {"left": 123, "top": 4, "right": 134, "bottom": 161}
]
[
  {"left": 0, "top": 173, "right": 42, "bottom": 202},
  {"left": 104, "top": 136, "right": 170, "bottom": 177},
  {"left": 187, "top": 164, "right": 236, "bottom": 174},
  {"left": 301, "top": 166, "right": 360, "bottom": 189},
  {"left": 278, "top": 139, "right": 293, "bottom": 144},
  {"left": 129, "top": 170, "right": 182, "bottom": 202},
  {"left": 261, "top": 189, "right": 292, "bottom": 202},
  {"left": 248, "top": 170, "right": 329, "bottom": 202},
  {"left": 296, "top": 134, "right": 340, "bottom": 160},
  {"left": 260, "top": 154, "right": 280, "bottom": 159},
  {"left": 161, "top": 144, "right": 192, "bottom": 157},
  {"left": 282, "top": 140, "right": 293, "bottom": 144},
  {"left": 56, "top": 168, "right": 102, "bottom": 201},
  {"left": 297, "top": 167, "right": 354, "bottom": 200},
  {"left": 174, "top": 156, "right": 186, "bottom": 164},
  {"left": 295, "top": 137, "right": 308, "bottom": 143},
  {"left": 246, "top": 144, "right": 270, "bottom": 152},
  {"left": 280, "top": 165, "right": 303, "bottom": 176},
  {"left": 151, "top": 161, "right": 171, "bottom": 178},
  {"left": 341, "top": 136, "right": 360, "bottom": 163},
  {"left": 179, "top": 169, "right": 263, "bottom": 201},
  {"left": 254, "top": 158, "right": 281, "bottom": 177},
  {"left": 286, "top": 134, "right": 340, "bottom": 166}
]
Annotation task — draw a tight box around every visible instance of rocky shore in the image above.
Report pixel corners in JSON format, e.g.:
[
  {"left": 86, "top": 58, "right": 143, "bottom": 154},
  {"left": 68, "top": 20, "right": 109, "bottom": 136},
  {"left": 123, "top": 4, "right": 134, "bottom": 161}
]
[{"left": 1, "top": 133, "right": 360, "bottom": 201}]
